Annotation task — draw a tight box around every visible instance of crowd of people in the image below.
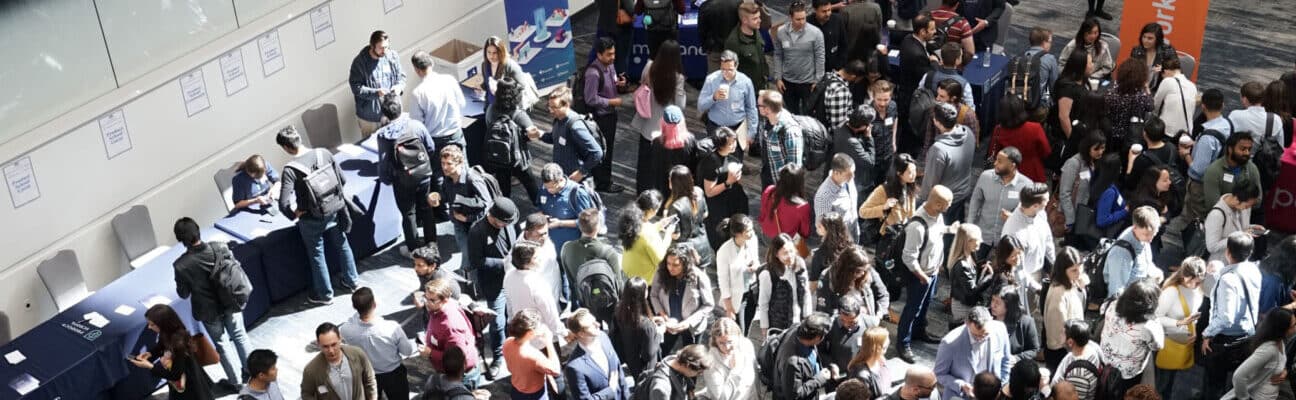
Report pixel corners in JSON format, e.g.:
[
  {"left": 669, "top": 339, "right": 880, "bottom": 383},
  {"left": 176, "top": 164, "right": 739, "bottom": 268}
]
[{"left": 121, "top": 0, "right": 1296, "bottom": 399}]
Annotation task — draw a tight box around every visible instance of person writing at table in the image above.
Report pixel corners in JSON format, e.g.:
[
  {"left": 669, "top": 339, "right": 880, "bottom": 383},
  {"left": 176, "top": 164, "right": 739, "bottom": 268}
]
[
  {"left": 230, "top": 154, "right": 279, "bottom": 212},
  {"left": 128, "top": 304, "right": 216, "bottom": 400}
]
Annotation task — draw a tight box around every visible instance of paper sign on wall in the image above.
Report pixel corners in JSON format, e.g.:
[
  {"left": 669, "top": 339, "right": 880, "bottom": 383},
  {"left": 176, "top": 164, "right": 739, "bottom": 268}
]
[
  {"left": 98, "top": 109, "right": 133, "bottom": 159},
  {"left": 4, "top": 157, "right": 40, "bottom": 209},
  {"left": 384, "top": 0, "right": 402, "bottom": 13},
  {"left": 258, "top": 30, "right": 285, "bottom": 77},
  {"left": 179, "top": 68, "right": 211, "bottom": 117},
  {"left": 311, "top": 5, "right": 336, "bottom": 50},
  {"left": 219, "top": 49, "right": 248, "bottom": 96}
]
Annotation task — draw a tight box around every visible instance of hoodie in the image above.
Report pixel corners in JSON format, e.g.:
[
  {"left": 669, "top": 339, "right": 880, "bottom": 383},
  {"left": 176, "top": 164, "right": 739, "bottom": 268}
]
[
  {"left": 349, "top": 46, "right": 407, "bottom": 122},
  {"left": 374, "top": 114, "right": 434, "bottom": 186},
  {"left": 420, "top": 372, "right": 474, "bottom": 400},
  {"left": 921, "top": 125, "right": 976, "bottom": 201}
]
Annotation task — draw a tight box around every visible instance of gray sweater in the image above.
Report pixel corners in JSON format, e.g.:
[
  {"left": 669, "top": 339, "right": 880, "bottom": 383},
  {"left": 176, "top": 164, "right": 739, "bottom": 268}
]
[
  {"left": 1224, "top": 341, "right": 1285, "bottom": 400},
  {"left": 920, "top": 125, "right": 976, "bottom": 202},
  {"left": 771, "top": 23, "right": 825, "bottom": 84},
  {"left": 1058, "top": 154, "right": 1094, "bottom": 226}
]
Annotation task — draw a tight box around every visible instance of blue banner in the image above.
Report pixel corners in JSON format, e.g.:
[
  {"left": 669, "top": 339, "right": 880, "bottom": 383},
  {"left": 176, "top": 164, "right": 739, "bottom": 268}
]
[{"left": 504, "top": 0, "right": 574, "bottom": 89}]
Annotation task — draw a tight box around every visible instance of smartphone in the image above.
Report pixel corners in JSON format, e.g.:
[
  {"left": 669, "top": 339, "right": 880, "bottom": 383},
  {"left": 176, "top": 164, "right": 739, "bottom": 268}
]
[{"left": 663, "top": 215, "right": 680, "bottom": 228}]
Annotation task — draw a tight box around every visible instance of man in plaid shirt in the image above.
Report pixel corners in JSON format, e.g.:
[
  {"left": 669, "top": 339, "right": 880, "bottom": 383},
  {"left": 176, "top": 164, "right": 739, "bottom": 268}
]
[
  {"left": 757, "top": 90, "right": 805, "bottom": 187},
  {"left": 816, "top": 59, "right": 868, "bottom": 129}
]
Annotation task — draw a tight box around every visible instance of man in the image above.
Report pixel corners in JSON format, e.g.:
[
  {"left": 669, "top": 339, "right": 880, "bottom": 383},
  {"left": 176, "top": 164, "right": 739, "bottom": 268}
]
[
  {"left": 1103, "top": 206, "right": 1163, "bottom": 297},
  {"left": 349, "top": 30, "right": 406, "bottom": 137},
  {"left": 869, "top": 80, "right": 900, "bottom": 184},
  {"left": 918, "top": 44, "right": 976, "bottom": 112},
  {"left": 582, "top": 38, "right": 627, "bottom": 193},
  {"left": 814, "top": 154, "right": 860, "bottom": 240},
  {"left": 817, "top": 60, "right": 868, "bottom": 129},
  {"left": 465, "top": 198, "right": 519, "bottom": 378},
  {"left": 412, "top": 244, "right": 463, "bottom": 300},
  {"left": 172, "top": 217, "right": 250, "bottom": 390},
  {"left": 1023, "top": 27, "right": 1059, "bottom": 108},
  {"left": 725, "top": 2, "right": 770, "bottom": 89},
  {"left": 775, "top": 313, "right": 837, "bottom": 400},
  {"left": 538, "top": 163, "right": 600, "bottom": 254},
  {"left": 698, "top": 50, "right": 760, "bottom": 138},
  {"left": 921, "top": 103, "right": 976, "bottom": 222},
  {"left": 276, "top": 126, "right": 359, "bottom": 305},
  {"left": 897, "top": 185, "right": 957, "bottom": 363},
  {"left": 409, "top": 51, "right": 466, "bottom": 158},
  {"left": 1205, "top": 184, "right": 1264, "bottom": 263},
  {"left": 1201, "top": 231, "right": 1263, "bottom": 400},
  {"left": 897, "top": 12, "right": 937, "bottom": 119},
  {"left": 240, "top": 349, "right": 285, "bottom": 400},
  {"left": 1202, "top": 130, "right": 1263, "bottom": 212},
  {"left": 511, "top": 212, "right": 566, "bottom": 308},
  {"left": 829, "top": 105, "right": 877, "bottom": 195},
  {"left": 374, "top": 93, "right": 438, "bottom": 254},
  {"left": 968, "top": 147, "right": 1033, "bottom": 253},
  {"left": 529, "top": 86, "right": 604, "bottom": 184},
  {"left": 421, "top": 347, "right": 475, "bottom": 400},
  {"left": 931, "top": 0, "right": 977, "bottom": 62},
  {"left": 1048, "top": 320, "right": 1101, "bottom": 398},
  {"left": 810, "top": 0, "right": 847, "bottom": 72},
  {"left": 934, "top": 307, "right": 1011, "bottom": 400},
  {"left": 1001, "top": 183, "right": 1055, "bottom": 310},
  {"left": 959, "top": 0, "right": 1005, "bottom": 52},
  {"left": 596, "top": 0, "right": 634, "bottom": 74},
  {"left": 563, "top": 308, "right": 633, "bottom": 400},
  {"left": 698, "top": 0, "right": 741, "bottom": 73},
  {"left": 431, "top": 145, "right": 494, "bottom": 258},
  {"left": 819, "top": 295, "right": 865, "bottom": 374},
  {"left": 840, "top": 0, "right": 883, "bottom": 63},
  {"left": 772, "top": 2, "right": 826, "bottom": 115},
  {"left": 502, "top": 241, "right": 567, "bottom": 344},
  {"left": 1153, "top": 57, "right": 1198, "bottom": 138},
  {"left": 1185, "top": 89, "right": 1234, "bottom": 220},
  {"left": 301, "top": 323, "right": 377, "bottom": 400},
  {"left": 560, "top": 209, "right": 623, "bottom": 293},
  {"left": 419, "top": 278, "right": 481, "bottom": 386},
  {"left": 1052, "top": 381, "right": 1080, "bottom": 400},
  {"left": 758, "top": 90, "right": 805, "bottom": 187},
  {"left": 640, "top": 344, "right": 712, "bottom": 398},
  {"left": 887, "top": 366, "right": 939, "bottom": 400},
  {"left": 1230, "top": 81, "right": 1286, "bottom": 150},
  {"left": 834, "top": 378, "right": 876, "bottom": 400},
  {"left": 339, "top": 288, "right": 416, "bottom": 400}
]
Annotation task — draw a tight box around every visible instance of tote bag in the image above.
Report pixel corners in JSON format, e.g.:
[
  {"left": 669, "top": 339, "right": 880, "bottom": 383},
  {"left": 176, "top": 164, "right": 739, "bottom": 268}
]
[{"left": 1155, "top": 286, "right": 1195, "bottom": 370}]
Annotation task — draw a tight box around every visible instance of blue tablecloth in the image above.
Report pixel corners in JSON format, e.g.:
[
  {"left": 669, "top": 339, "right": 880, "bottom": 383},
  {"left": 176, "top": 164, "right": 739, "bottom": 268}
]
[
  {"left": 0, "top": 228, "right": 262, "bottom": 400},
  {"left": 889, "top": 52, "right": 1010, "bottom": 133},
  {"left": 360, "top": 85, "right": 486, "bottom": 154},
  {"left": 627, "top": 12, "right": 774, "bottom": 82}
]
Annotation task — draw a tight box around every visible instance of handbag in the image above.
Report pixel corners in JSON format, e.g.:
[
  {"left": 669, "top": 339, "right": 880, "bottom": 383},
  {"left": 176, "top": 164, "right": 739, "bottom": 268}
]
[
  {"left": 773, "top": 207, "right": 811, "bottom": 258},
  {"left": 191, "top": 333, "right": 221, "bottom": 366},
  {"left": 1073, "top": 204, "right": 1101, "bottom": 241},
  {"left": 1155, "top": 286, "right": 1195, "bottom": 370},
  {"left": 634, "top": 84, "right": 653, "bottom": 119}
]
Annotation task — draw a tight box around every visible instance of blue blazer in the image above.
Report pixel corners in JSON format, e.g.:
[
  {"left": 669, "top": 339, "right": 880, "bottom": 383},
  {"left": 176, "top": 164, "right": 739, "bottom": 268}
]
[
  {"left": 934, "top": 321, "right": 1012, "bottom": 400},
  {"left": 563, "top": 334, "right": 632, "bottom": 400}
]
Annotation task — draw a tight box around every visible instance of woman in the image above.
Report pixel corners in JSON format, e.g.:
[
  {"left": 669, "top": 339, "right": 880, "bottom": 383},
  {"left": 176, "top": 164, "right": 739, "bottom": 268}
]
[
  {"left": 487, "top": 77, "right": 542, "bottom": 203},
  {"left": 1154, "top": 257, "right": 1204, "bottom": 399},
  {"left": 619, "top": 191, "right": 674, "bottom": 282},
  {"left": 1129, "top": 23, "right": 1178, "bottom": 92},
  {"left": 1129, "top": 166, "right": 1177, "bottom": 261},
  {"left": 1224, "top": 307, "right": 1295, "bottom": 400},
  {"left": 922, "top": 80, "right": 980, "bottom": 161},
  {"left": 979, "top": 236, "right": 1022, "bottom": 307},
  {"left": 1264, "top": 79, "right": 1294, "bottom": 147},
  {"left": 992, "top": 287, "right": 1041, "bottom": 367},
  {"left": 1050, "top": 49, "right": 1095, "bottom": 160},
  {"left": 698, "top": 318, "right": 758, "bottom": 400},
  {"left": 860, "top": 154, "right": 919, "bottom": 252},
  {"left": 847, "top": 326, "right": 895, "bottom": 398},
  {"left": 1092, "top": 154, "right": 1131, "bottom": 236},
  {"left": 650, "top": 244, "right": 716, "bottom": 353},
  {"left": 1100, "top": 279, "right": 1164, "bottom": 394},
  {"left": 1043, "top": 247, "right": 1089, "bottom": 371},
  {"left": 699, "top": 128, "right": 751, "bottom": 249},
  {"left": 665, "top": 165, "right": 713, "bottom": 268},
  {"left": 611, "top": 277, "right": 663, "bottom": 377},
  {"left": 808, "top": 212, "right": 854, "bottom": 290},
  {"left": 948, "top": 224, "right": 987, "bottom": 328},
  {"left": 481, "top": 36, "right": 526, "bottom": 123},
  {"left": 758, "top": 164, "right": 811, "bottom": 241},
  {"left": 816, "top": 247, "right": 889, "bottom": 327},
  {"left": 1059, "top": 132, "right": 1105, "bottom": 248},
  {"left": 755, "top": 234, "right": 810, "bottom": 339},
  {"left": 127, "top": 305, "right": 214, "bottom": 400},
  {"left": 991, "top": 95, "right": 1052, "bottom": 183},
  {"left": 634, "top": 40, "right": 688, "bottom": 193},
  {"left": 503, "top": 309, "right": 562, "bottom": 399},
  {"left": 999, "top": 359, "right": 1044, "bottom": 400},
  {"left": 1104, "top": 58, "right": 1154, "bottom": 149},
  {"left": 1059, "top": 18, "right": 1114, "bottom": 82},
  {"left": 647, "top": 106, "right": 699, "bottom": 195},
  {"left": 716, "top": 215, "right": 760, "bottom": 329},
  {"left": 230, "top": 154, "right": 279, "bottom": 211}
]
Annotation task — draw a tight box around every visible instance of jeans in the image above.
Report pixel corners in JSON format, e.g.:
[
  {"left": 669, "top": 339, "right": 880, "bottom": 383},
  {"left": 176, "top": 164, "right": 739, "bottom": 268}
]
[
  {"left": 897, "top": 272, "right": 939, "bottom": 347},
  {"left": 453, "top": 220, "right": 471, "bottom": 262},
  {"left": 298, "top": 213, "right": 358, "bottom": 299},
  {"left": 782, "top": 81, "right": 814, "bottom": 115},
  {"left": 592, "top": 112, "right": 618, "bottom": 189},
  {"left": 489, "top": 163, "right": 541, "bottom": 205},
  {"left": 375, "top": 364, "right": 409, "bottom": 400},
  {"left": 464, "top": 366, "right": 484, "bottom": 390},
  {"left": 202, "top": 312, "right": 251, "bottom": 383},
  {"left": 394, "top": 180, "right": 437, "bottom": 250}
]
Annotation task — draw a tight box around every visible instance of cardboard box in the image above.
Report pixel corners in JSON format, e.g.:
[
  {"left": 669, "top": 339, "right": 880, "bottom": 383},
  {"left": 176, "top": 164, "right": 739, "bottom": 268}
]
[{"left": 430, "top": 39, "right": 483, "bottom": 82}]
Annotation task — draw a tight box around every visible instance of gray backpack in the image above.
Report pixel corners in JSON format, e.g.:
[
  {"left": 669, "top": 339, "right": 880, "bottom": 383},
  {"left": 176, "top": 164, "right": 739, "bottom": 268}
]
[{"left": 285, "top": 149, "right": 345, "bottom": 218}]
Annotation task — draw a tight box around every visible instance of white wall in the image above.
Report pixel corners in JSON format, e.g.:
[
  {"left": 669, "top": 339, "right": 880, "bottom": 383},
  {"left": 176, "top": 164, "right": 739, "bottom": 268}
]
[{"left": 0, "top": 0, "right": 593, "bottom": 338}]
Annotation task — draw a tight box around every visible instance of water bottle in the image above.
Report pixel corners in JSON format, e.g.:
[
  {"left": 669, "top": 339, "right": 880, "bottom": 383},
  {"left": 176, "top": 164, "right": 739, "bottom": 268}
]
[{"left": 981, "top": 50, "right": 991, "bottom": 68}]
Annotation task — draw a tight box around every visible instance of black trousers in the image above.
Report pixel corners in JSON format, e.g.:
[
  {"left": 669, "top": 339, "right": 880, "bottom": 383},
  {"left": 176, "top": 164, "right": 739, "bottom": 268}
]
[
  {"left": 376, "top": 364, "right": 410, "bottom": 400},
  {"left": 646, "top": 29, "right": 679, "bottom": 59},
  {"left": 489, "top": 163, "right": 541, "bottom": 205},
  {"left": 1087, "top": 0, "right": 1107, "bottom": 12},
  {"left": 782, "top": 81, "right": 814, "bottom": 115},
  {"left": 393, "top": 180, "right": 437, "bottom": 249},
  {"left": 592, "top": 112, "right": 618, "bottom": 189}
]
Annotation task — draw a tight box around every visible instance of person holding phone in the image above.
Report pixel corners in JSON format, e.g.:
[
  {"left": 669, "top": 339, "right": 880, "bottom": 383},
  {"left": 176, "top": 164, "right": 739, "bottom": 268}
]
[
  {"left": 128, "top": 304, "right": 216, "bottom": 400},
  {"left": 1154, "top": 257, "right": 1205, "bottom": 399}
]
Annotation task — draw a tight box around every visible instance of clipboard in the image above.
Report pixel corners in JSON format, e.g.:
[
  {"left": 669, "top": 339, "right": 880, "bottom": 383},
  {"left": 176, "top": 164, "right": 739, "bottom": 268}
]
[{"left": 735, "top": 120, "right": 752, "bottom": 151}]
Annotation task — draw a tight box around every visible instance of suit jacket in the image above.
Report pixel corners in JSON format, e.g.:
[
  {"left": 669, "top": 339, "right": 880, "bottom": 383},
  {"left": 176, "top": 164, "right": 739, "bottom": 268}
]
[
  {"left": 934, "top": 321, "right": 1011, "bottom": 400},
  {"left": 300, "top": 345, "right": 378, "bottom": 400},
  {"left": 564, "top": 334, "right": 632, "bottom": 400}
]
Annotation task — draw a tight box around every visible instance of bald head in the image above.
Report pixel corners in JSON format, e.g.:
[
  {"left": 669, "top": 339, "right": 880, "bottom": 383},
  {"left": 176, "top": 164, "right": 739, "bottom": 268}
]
[
  {"left": 924, "top": 185, "right": 953, "bottom": 214},
  {"left": 905, "top": 365, "right": 936, "bottom": 385}
]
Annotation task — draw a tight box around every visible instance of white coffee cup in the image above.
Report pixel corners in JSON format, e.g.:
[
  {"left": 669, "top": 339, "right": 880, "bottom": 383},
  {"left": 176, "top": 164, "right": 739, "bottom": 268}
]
[
  {"left": 887, "top": 19, "right": 896, "bottom": 29},
  {"left": 1131, "top": 143, "right": 1144, "bottom": 155},
  {"left": 718, "top": 83, "right": 730, "bottom": 96}
]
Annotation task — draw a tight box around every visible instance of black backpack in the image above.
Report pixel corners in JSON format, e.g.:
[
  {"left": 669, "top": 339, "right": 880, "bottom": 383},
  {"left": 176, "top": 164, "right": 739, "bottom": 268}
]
[
  {"left": 393, "top": 131, "right": 434, "bottom": 187},
  {"left": 756, "top": 327, "right": 789, "bottom": 387},
  {"left": 1084, "top": 239, "right": 1135, "bottom": 305},
  {"left": 1061, "top": 359, "right": 1102, "bottom": 400},
  {"left": 1093, "top": 359, "right": 1125, "bottom": 400},
  {"left": 908, "top": 85, "right": 939, "bottom": 140},
  {"left": 789, "top": 114, "right": 830, "bottom": 170},
  {"left": 484, "top": 113, "right": 524, "bottom": 170},
  {"left": 569, "top": 62, "right": 602, "bottom": 115},
  {"left": 642, "top": 0, "right": 678, "bottom": 32},
  {"left": 932, "top": 15, "right": 964, "bottom": 49},
  {"left": 576, "top": 115, "right": 609, "bottom": 156},
  {"left": 285, "top": 149, "right": 346, "bottom": 218},
  {"left": 209, "top": 243, "right": 252, "bottom": 311},
  {"left": 575, "top": 257, "right": 620, "bottom": 324},
  {"left": 880, "top": 218, "right": 929, "bottom": 275},
  {"left": 1007, "top": 51, "right": 1047, "bottom": 110},
  {"left": 806, "top": 74, "right": 837, "bottom": 125},
  {"left": 632, "top": 363, "right": 672, "bottom": 400},
  {"left": 1184, "top": 207, "right": 1226, "bottom": 259},
  {"left": 1254, "top": 112, "right": 1284, "bottom": 189},
  {"left": 468, "top": 165, "right": 504, "bottom": 201}
]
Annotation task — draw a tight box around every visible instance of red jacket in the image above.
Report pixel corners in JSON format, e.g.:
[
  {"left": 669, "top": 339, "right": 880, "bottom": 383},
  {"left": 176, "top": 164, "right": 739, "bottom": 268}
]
[
  {"left": 991, "top": 121, "right": 1051, "bottom": 183},
  {"left": 425, "top": 300, "right": 478, "bottom": 372}
]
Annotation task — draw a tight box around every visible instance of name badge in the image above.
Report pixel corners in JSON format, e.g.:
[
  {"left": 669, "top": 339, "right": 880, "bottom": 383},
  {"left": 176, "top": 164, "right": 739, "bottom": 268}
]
[
  {"left": 731, "top": 100, "right": 743, "bottom": 112},
  {"left": 782, "top": 41, "right": 791, "bottom": 48},
  {"left": 1223, "top": 173, "right": 1234, "bottom": 183},
  {"left": 558, "top": 136, "right": 567, "bottom": 146},
  {"left": 1079, "top": 171, "right": 1091, "bottom": 180},
  {"left": 318, "top": 385, "right": 329, "bottom": 394},
  {"left": 540, "top": 196, "right": 548, "bottom": 204},
  {"left": 885, "top": 117, "right": 895, "bottom": 126},
  {"left": 487, "top": 236, "right": 494, "bottom": 245},
  {"left": 1007, "top": 191, "right": 1020, "bottom": 199}
]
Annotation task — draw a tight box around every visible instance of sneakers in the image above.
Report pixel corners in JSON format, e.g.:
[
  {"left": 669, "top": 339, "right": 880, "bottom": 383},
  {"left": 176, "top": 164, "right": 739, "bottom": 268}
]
[
  {"left": 485, "top": 359, "right": 503, "bottom": 380},
  {"left": 336, "top": 282, "right": 358, "bottom": 295},
  {"left": 898, "top": 347, "right": 916, "bottom": 364},
  {"left": 306, "top": 296, "right": 333, "bottom": 306}
]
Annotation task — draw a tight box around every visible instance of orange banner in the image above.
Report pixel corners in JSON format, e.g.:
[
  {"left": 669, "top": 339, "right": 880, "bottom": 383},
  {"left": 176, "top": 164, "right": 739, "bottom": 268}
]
[{"left": 1116, "top": 0, "right": 1211, "bottom": 80}]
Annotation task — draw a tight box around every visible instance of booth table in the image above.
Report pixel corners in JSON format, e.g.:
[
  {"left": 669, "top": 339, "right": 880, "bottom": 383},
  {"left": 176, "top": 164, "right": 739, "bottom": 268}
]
[{"left": 889, "top": 52, "right": 1011, "bottom": 134}]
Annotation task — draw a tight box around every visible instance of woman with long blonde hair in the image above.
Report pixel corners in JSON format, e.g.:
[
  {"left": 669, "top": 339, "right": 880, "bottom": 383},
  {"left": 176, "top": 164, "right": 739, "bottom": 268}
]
[
  {"left": 947, "top": 224, "right": 986, "bottom": 327},
  {"left": 848, "top": 326, "right": 894, "bottom": 398}
]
